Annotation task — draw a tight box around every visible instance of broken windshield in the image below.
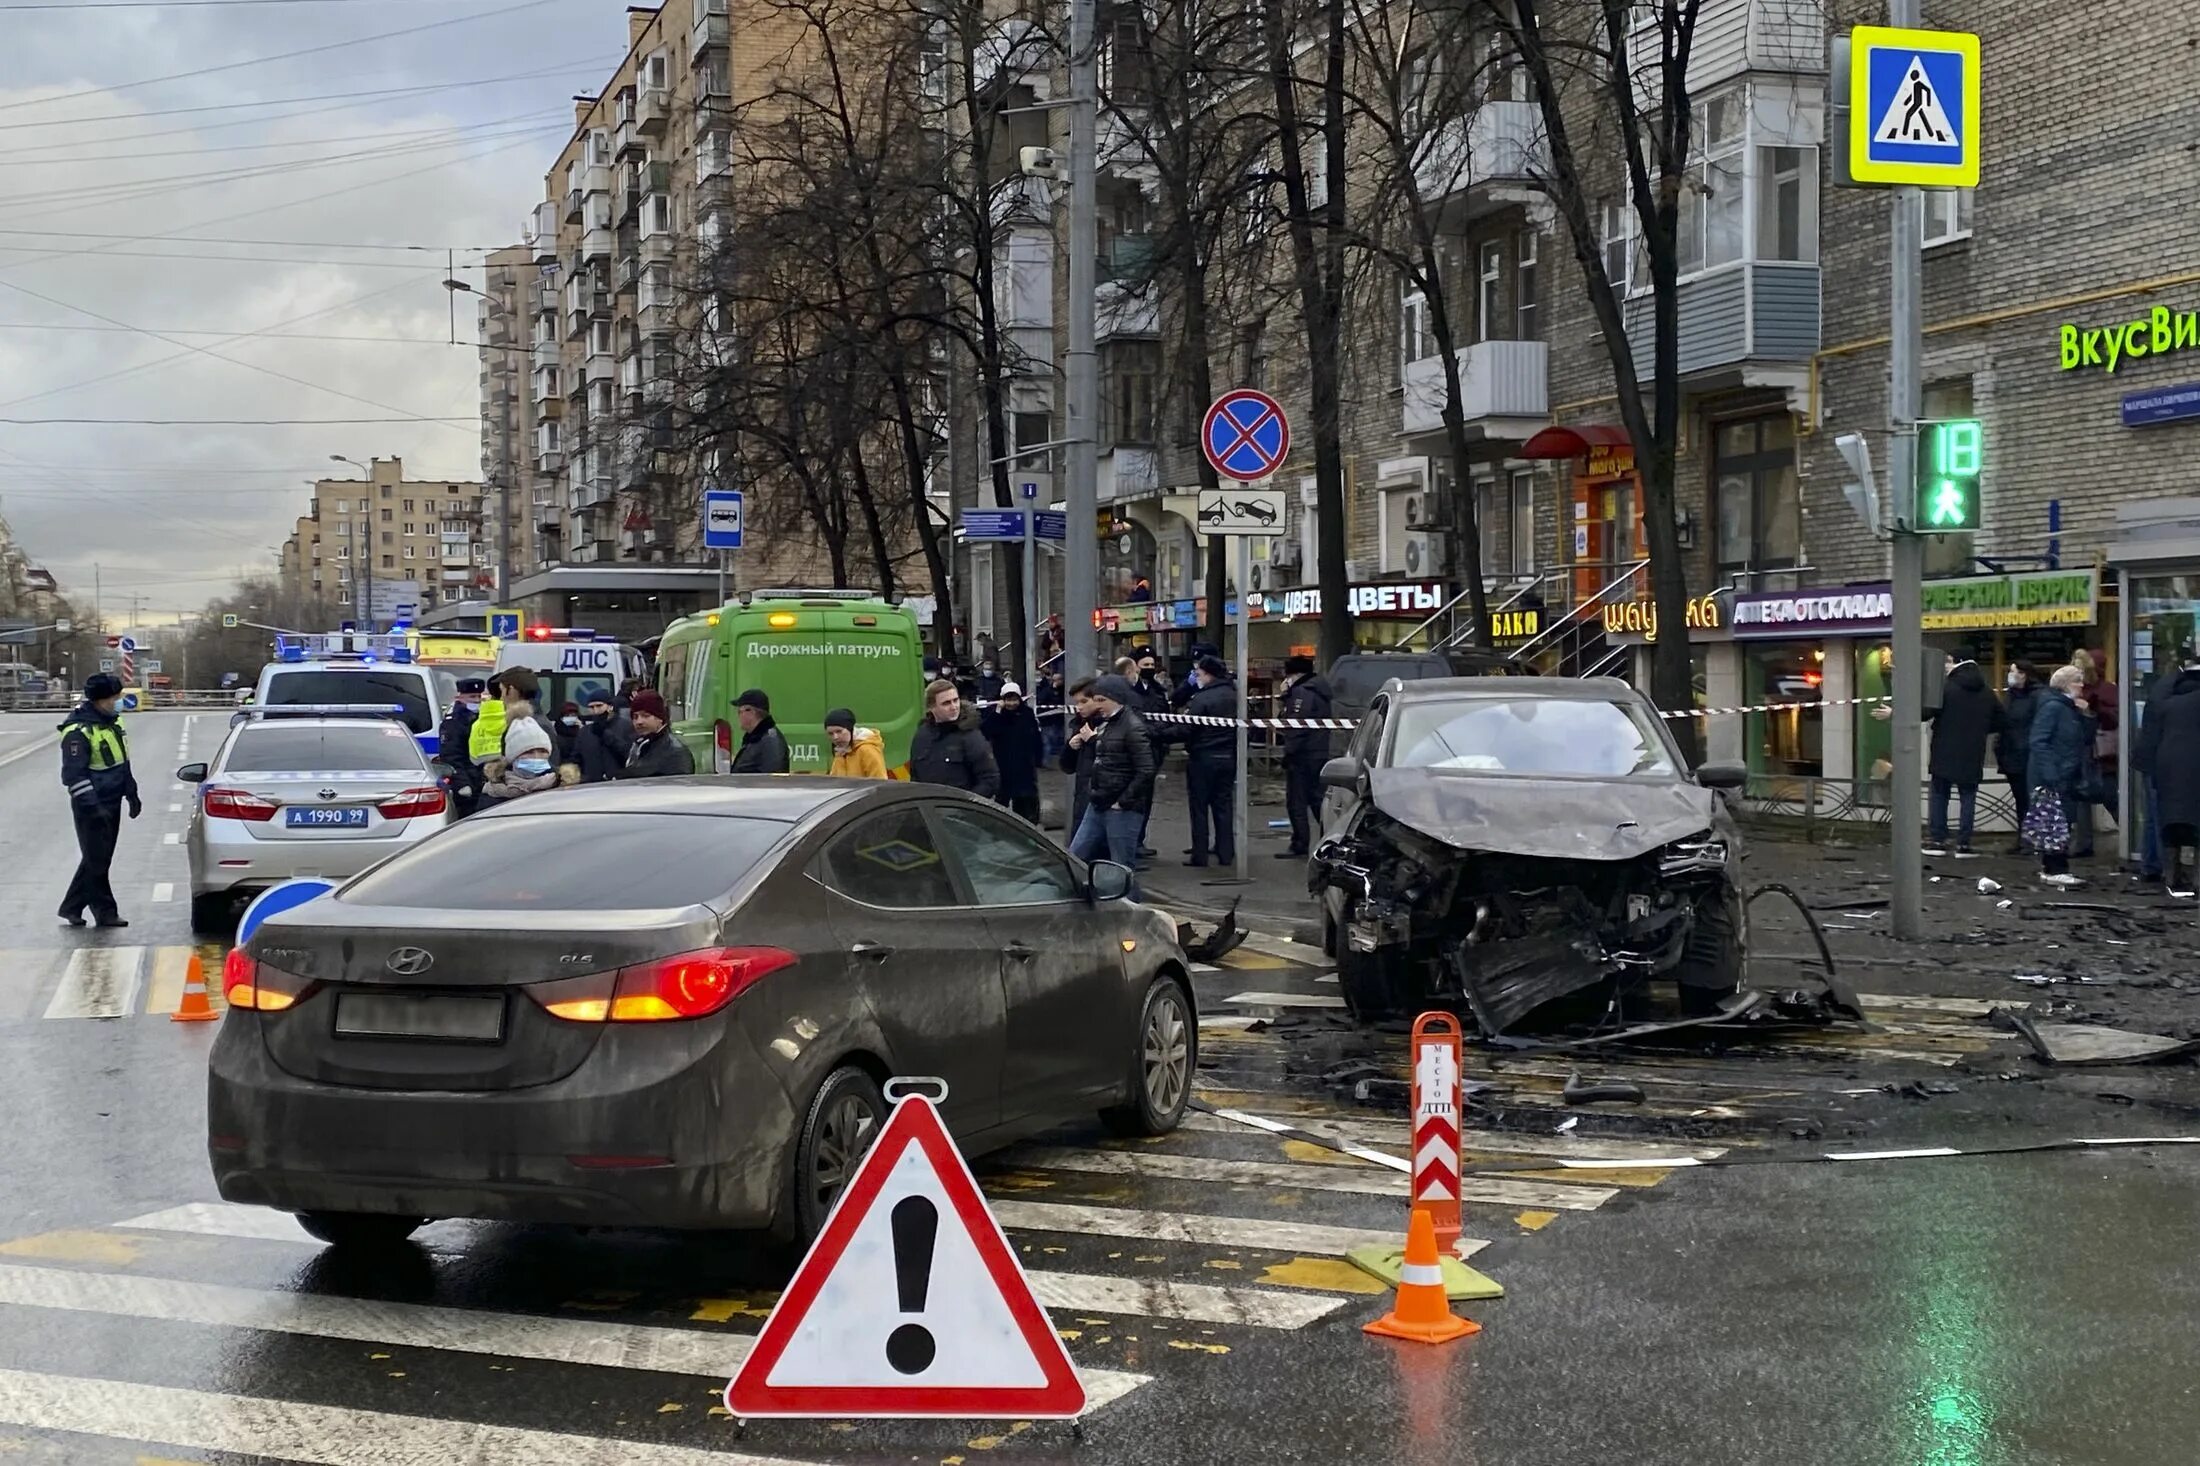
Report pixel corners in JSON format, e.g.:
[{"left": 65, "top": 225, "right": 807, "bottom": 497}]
[{"left": 1387, "top": 698, "right": 1675, "bottom": 778}]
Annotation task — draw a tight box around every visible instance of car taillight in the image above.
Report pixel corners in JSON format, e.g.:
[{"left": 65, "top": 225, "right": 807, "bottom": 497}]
[
  {"left": 527, "top": 946, "right": 796, "bottom": 1023},
  {"left": 713, "top": 720, "right": 733, "bottom": 774},
  {"left": 377, "top": 787, "right": 447, "bottom": 819},
  {"left": 204, "top": 787, "right": 277, "bottom": 822},
  {"left": 223, "top": 949, "right": 313, "bottom": 1012}
]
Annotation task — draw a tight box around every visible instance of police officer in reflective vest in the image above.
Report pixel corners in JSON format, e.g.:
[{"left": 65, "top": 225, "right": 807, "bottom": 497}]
[{"left": 57, "top": 672, "right": 141, "bottom": 928}]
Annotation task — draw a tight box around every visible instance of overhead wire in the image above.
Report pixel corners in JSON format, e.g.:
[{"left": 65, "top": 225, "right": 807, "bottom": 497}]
[{"left": 0, "top": 108, "right": 574, "bottom": 165}]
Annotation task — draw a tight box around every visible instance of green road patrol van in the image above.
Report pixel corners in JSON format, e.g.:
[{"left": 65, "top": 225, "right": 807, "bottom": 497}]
[{"left": 654, "top": 590, "right": 926, "bottom": 774}]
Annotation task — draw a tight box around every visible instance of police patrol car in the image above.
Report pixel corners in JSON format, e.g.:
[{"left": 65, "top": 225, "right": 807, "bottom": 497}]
[
  {"left": 249, "top": 633, "right": 458, "bottom": 759},
  {"left": 491, "top": 627, "right": 648, "bottom": 712}
]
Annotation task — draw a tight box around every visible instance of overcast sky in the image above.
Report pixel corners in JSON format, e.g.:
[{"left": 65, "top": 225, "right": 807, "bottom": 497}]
[{"left": 0, "top": 0, "right": 619, "bottom": 627}]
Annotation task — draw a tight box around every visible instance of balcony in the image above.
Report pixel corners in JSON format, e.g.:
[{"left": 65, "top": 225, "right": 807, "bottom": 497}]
[
  {"left": 640, "top": 297, "right": 676, "bottom": 338},
  {"left": 1413, "top": 100, "right": 1546, "bottom": 215},
  {"left": 615, "top": 120, "right": 644, "bottom": 160},
  {"left": 1399, "top": 338, "right": 1550, "bottom": 439},
  {"left": 639, "top": 230, "right": 673, "bottom": 265},
  {"left": 1095, "top": 281, "right": 1158, "bottom": 343},
  {"left": 529, "top": 202, "right": 557, "bottom": 261},
  {"left": 581, "top": 226, "right": 613, "bottom": 262},
  {"left": 580, "top": 162, "right": 611, "bottom": 199},
  {"left": 692, "top": 4, "right": 728, "bottom": 56},
  {"left": 637, "top": 86, "right": 670, "bottom": 136},
  {"left": 563, "top": 187, "right": 583, "bottom": 224},
  {"left": 1620, "top": 261, "right": 1820, "bottom": 385},
  {"left": 584, "top": 351, "right": 617, "bottom": 387},
  {"left": 534, "top": 448, "right": 564, "bottom": 475}
]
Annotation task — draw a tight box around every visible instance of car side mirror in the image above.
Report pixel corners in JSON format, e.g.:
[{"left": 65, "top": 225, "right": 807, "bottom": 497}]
[
  {"left": 1694, "top": 760, "right": 1747, "bottom": 791},
  {"left": 1088, "top": 860, "right": 1134, "bottom": 903},
  {"left": 1320, "top": 756, "right": 1366, "bottom": 793},
  {"left": 176, "top": 763, "right": 208, "bottom": 783}
]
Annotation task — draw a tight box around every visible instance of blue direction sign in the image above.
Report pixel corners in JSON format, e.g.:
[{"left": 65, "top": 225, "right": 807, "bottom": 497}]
[
  {"left": 702, "top": 489, "right": 745, "bottom": 550},
  {"left": 1201, "top": 388, "right": 1291, "bottom": 482},
  {"left": 236, "top": 877, "right": 338, "bottom": 947},
  {"left": 1034, "top": 510, "right": 1067, "bottom": 541},
  {"left": 959, "top": 509, "right": 1027, "bottom": 541},
  {"left": 1848, "top": 25, "right": 1979, "bottom": 187},
  {"left": 2125, "top": 383, "right": 2200, "bottom": 429}
]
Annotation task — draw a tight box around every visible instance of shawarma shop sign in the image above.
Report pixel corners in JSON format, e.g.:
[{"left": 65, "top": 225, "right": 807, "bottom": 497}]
[
  {"left": 1920, "top": 570, "right": 2099, "bottom": 631},
  {"left": 1602, "top": 593, "right": 1724, "bottom": 643},
  {"left": 1731, "top": 585, "right": 1893, "bottom": 638}
]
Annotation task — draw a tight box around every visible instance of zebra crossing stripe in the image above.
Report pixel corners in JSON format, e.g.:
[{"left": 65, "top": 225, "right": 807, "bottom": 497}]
[
  {"left": 41, "top": 947, "right": 143, "bottom": 1020},
  {"left": 1007, "top": 1146, "right": 1617, "bottom": 1210}
]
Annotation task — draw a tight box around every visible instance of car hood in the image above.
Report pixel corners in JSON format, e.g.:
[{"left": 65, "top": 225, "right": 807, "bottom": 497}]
[{"left": 1366, "top": 769, "right": 1718, "bottom": 862}]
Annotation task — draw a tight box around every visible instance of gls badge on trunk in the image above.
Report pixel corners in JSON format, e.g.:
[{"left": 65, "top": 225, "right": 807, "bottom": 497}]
[{"left": 384, "top": 947, "right": 435, "bottom": 976}]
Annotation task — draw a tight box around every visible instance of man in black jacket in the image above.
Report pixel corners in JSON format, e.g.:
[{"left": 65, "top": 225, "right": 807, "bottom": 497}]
[
  {"left": 438, "top": 678, "right": 486, "bottom": 815},
  {"left": 1925, "top": 654, "right": 2003, "bottom": 856},
  {"left": 2133, "top": 645, "right": 2194, "bottom": 883},
  {"left": 1069, "top": 675, "right": 1155, "bottom": 885},
  {"left": 1059, "top": 676, "right": 1100, "bottom": 822},
  {"left": 612, "top": 690, "right": 695, "bottom": 779},
  {"left": 981, "top": 680, "right": 1044, "bottom": 822},
  {"left": 729, "top": 688, "right": 791, "bottom": 773},
  {"left": 910, "top": 679, "right": 1001, "bottom": 796},
  {"left": 56, "top": 673, "right": 140, "bottom": 928},
  {"left": 1178, "top": 655, "right": 1240, "bottom": 866},
  {"left": 1277, "top": 655, "right": 1333, "bottom": 858},
  {"left": 1997, "top": 662, "right": 2040, "bottom": 854}
]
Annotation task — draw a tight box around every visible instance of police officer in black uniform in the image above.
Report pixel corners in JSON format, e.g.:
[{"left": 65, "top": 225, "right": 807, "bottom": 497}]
[{"left": 57, "top": 672, "right": 141, "bottom": 928}]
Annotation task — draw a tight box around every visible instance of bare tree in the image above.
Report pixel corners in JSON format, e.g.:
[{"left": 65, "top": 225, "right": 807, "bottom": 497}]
[{"left": 1491, "top": 0, "right": 1704, "bottom": 752}]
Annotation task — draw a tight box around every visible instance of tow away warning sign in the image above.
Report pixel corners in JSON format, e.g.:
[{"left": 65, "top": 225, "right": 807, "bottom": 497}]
[{"left": 725, "top": 1091, "right": 1086, "bottom": 1419}]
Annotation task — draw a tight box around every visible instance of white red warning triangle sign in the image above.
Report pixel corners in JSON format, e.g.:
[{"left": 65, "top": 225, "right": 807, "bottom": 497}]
[{"left": 726, "top": 1093, "right": 1087, "bottom": 1419}]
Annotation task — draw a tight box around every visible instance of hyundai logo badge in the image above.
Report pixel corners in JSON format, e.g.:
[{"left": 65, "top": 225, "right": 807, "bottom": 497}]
[{"left": 383, "top": 947, "right": 435, "bottom": 976}]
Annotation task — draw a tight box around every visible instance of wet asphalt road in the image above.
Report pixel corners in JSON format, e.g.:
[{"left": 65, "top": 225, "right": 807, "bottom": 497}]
[{"left": 0, "top": 710, "right": 2195, "bottom": 1464}]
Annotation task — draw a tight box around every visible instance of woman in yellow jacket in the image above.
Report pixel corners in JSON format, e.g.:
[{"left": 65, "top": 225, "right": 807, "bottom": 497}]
[{"left": 824, "top": 707, "right": 888, "bottom": 778}]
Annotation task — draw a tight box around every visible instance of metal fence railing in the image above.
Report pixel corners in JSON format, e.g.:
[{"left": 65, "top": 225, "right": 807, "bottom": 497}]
[
  {"left": 1739, "top": 774, "right": 2027, "bottom": 836},
  {"left": 0, "top": 689, "right": 241, "bottom": 714}
]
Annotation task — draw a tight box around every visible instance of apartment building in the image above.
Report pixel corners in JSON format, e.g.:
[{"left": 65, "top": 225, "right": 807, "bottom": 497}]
[
  {"left": 280, "top": 457, "right": 489, "bottom": 622},
  {"left": 477, "top": 243, "right": 544, "bottom": 587}
]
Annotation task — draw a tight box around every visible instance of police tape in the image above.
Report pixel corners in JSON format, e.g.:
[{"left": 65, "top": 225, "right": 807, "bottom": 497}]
[{"left": 983, "top": 695, "right": 1892, "bottom": 730}]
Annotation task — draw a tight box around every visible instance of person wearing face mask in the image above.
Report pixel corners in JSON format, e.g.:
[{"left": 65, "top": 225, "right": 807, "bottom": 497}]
[
  {"left": 553, "top": 701, "right": 586, "bottom": 779},
  {"left": 611, "top": 690, "right": 695, "bottom": 778},
  {"left": 438, "top": 677, "right": 487, "bottom": 816},
  {"left": 1923, "top": 652, "right": 2002, "bottom": 857},
  {"left": 480, "top": 669, "right": 558, "bottom": 802},
  {"left": 1996, "top": 661, "right": 2040, "bottom": 853}
]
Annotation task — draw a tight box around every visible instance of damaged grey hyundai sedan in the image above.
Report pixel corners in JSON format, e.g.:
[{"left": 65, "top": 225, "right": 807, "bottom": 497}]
[
  {"left": 1310, "top": 677, "right": 1748, "bottom": 1030},
  {"left": 209, "top": 779, "right": 1193, "bottom": 1249}
]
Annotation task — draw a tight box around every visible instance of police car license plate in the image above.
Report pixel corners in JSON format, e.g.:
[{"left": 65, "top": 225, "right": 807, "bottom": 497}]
[{"left": 285, "top": 807, "right": 369, "bottom": 829}]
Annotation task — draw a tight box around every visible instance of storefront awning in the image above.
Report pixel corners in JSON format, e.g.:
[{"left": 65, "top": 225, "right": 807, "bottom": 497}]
[{"left": 1520, "top": 424, "right": 1631, "bottom": 459}]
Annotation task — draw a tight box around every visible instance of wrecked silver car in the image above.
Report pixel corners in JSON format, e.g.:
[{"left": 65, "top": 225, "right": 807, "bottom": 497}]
[{"left": 1309, "top": 677, "right": 1748, "bottom": 1030}]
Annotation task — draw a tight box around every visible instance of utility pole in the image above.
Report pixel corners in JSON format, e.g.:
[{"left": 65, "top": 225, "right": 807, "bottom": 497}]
[
  {"left": 1886, "top": 0, "right": 1925, "bottom": 942},
  {"left": 1061, "top": 0, "right": 1099, "bottom": 683},
  {"left": 498, "top": 389, "right": 514, "bottom": 603}
]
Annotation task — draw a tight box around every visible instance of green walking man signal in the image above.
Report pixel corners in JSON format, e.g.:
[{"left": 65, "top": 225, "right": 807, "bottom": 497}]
[{"left": 1915, "top": 418, "right": 1983, "bottom": 532}]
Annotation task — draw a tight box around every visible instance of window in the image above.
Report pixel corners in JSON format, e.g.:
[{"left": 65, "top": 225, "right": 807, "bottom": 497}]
[
  {"left": 644, "top": 50, "right": 669, "bottom": 91},
  {"left": 1921, "top": 378, "right": 1977, "bottom": 575},
  {"left": 935, "top": 807, "right": 1079, "bottom": 904},
  {"left": 380, "top": 484, "right": 392, "bottom": 498},
  {"left": 591, "top": 318, "right": 614, "bottom": 355},
  {"left": 1921, "top": 188, "right": 1974, "bottom": 247},
  {"left": 1516, "top": 231, "right": 1539, "bottom": 340},
  {"left": 1477, "top": 241, "right": 1502, "bottom": 343},
  {"left": 262, "top": 670, "right": 435, "bottom": 733},
  {"left": 1473, "top": 473, "right": 1496, "bottom": 577},
  {"left": 403, "top": 545, "right": 415, "bottom": 560},
  {"left": 1013, "top": 411, "right": 1052, "bottom": 467},
  {"left": 379, "top": 531, "right": 392, "bottom": 547},
  {"left": 816, "top": 808, "right": 959, "bottom": 908},
  {"left": 1348, "top": 695, "right": 1388, "bottom": 763},
  {"left": 1400, "top": 44, "right": 1445, "bottom": 132},
  {"left": 379, "top": 507, "right": 392, "bottom": 523},
  {"left": 1390, "top": 697, "right": 1674, "bottom": 777},
  {"left": 382, "top": 555, "right": 395, "bottom": 569},
  {"left": 337, "top": 544, "right": 350, "bottom": 559},
  {"left": 1678, "top": 91, "right": 1745, "bottom": 276},
  {"left": 1712, "top": 414, "right": 1801, "bottom": 577},
  {"left": 1509, "top": 470, "right": 1536, "bottom": 575},
  {"left": 402, "top": 499, "right": 414, "bottom": 513},
  {"left": 346, "top": 813, "right": 783, "bottom": 911},
  {"left": 1756, "top": 146, "right": 1818, "bottom": 263},
  {"left": 1600, "top": 200, "right": 1644, "bottom": 293},
  {"left": 225, "top": 724, "right": 421, "bottom": 774},
  {"left": 644, "top": 192, "right": 675, "bottom": 236},
  {"left": 1399, "top": 279, "right": 1431, "bottom": 373},
  {"left": 1109, "top": 341, "right": 1157, "bottom": 445},
  {"left": 402, "top": 523, "right": 415, "bottom": 536}
]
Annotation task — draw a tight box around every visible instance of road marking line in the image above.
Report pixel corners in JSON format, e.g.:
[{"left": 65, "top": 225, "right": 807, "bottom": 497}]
[
  {"left": 1005, "top": 1146, "right": 1616, "bottom": 1210},
  {"left": 1221, "top": 991, "right": 1346, "bottom": 1009},
  {"left": 115, "top": 1199, "right": 1323, "bottom": 1327},
  {"left": 42, "top": 947, "right": 144, "bottom": 1020},
  {"left": 141, "top": 947, "right": 192, "bottom": 1016},
  {"left": 1203, "top": 1106, "right": 1409, "bottom": 1171},
  {"left": 1233, "top": 931, "right": 1330, "bottom": 964},
  {"left": 160, "top": 834, "right": 179, "bottom": 846},
  {"left": 150, "top": 883, "right": 174, "bottom": 904},
  {"left": 0, "top": 1365, "right": 820, "bottom": 1466},
  {"left": 1178, "top": 1110, "right": 1728, "bottom": 1163},
  {"left": 0, "top": 733, "right": 59, "bottom": 773},
  {"left": 1857, "top": 993, "right": 2002, "bottom": 1016},
  {"left": 1198, "top": 1015, "right": 1263, "bottom": 1031},
  {"left": 986, "top": 1199, "right": 1488, "bottom": 1259},
  {"left": 167, "top": 803, "right": 181, "bottom": 813}
]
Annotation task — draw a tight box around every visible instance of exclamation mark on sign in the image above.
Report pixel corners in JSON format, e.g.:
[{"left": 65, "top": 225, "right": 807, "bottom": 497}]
[{"left": 885, "top": 1196, "right": 938, "bottom": 1375}]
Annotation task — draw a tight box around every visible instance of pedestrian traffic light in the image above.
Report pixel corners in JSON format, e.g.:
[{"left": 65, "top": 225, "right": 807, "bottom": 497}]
[{"left": 1915, "top": 419, "right": 1982, "bottom": 533}]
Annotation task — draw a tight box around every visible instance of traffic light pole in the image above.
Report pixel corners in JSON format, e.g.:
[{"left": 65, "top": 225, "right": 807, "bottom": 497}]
[{"left": 1888, "top": 84, "right": 1925, "bottom": 940}]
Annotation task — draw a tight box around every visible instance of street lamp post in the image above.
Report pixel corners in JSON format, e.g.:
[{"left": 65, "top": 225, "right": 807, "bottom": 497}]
[
  {"left": 330, "top": 454, "right": 371, "bottom": 626},
  {"left": 444, "top": 276, "right": 513, "bottom": 605}
]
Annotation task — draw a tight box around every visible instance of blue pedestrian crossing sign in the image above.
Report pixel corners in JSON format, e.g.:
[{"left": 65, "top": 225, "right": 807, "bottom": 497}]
[{"left": 1848, "top": 25, "right": 1979, "bottom": 188}]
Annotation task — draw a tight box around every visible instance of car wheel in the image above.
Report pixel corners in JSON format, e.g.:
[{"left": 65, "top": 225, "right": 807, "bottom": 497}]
[
  {"left": 294, "top": 1211, "right": 422, "bottom": 1249},
  {"left": 784, "top": 1066, "right": 888, "bottom": 1244},
  {"left": 1101, "top": 977, "right": 1194, "bottom": 1137},
  {"left": 1337, "top": 944, "right": 1407, "bottom": 1023},
  {"left": 188, "top": 892, "right": 230, "bottom": 937},
  {"left": 1674, "top": 892, "right": 1744, "bottom": 1015}
]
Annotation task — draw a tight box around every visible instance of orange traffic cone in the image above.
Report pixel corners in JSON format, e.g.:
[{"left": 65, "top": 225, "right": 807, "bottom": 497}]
[
  {"left": 171, "top": 954, "right": 219, "bottom": 1023},
  {"left": 1364, "top": 1207, "right": 1480, "bottom": 1345}
]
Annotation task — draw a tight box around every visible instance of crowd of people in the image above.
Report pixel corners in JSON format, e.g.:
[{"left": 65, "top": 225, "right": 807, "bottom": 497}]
[{"left": 1926, "top": 646, "right": 2199, "bottom": 894}]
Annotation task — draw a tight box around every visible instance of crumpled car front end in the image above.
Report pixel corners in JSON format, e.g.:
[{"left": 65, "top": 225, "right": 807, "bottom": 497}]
[{"left": 1311, "top": 770, "right": 1743, "bottom": 1030}]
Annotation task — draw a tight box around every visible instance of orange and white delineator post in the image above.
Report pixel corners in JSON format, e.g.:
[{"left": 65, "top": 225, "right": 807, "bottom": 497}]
[{"left": 1409, "top": 1011, "right": 1464, "bottom": 1255}]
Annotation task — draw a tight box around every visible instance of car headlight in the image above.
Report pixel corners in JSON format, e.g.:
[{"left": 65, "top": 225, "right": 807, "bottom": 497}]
[{"left": 1659, "top": 836, "right": 1729, "bottom": 877}]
